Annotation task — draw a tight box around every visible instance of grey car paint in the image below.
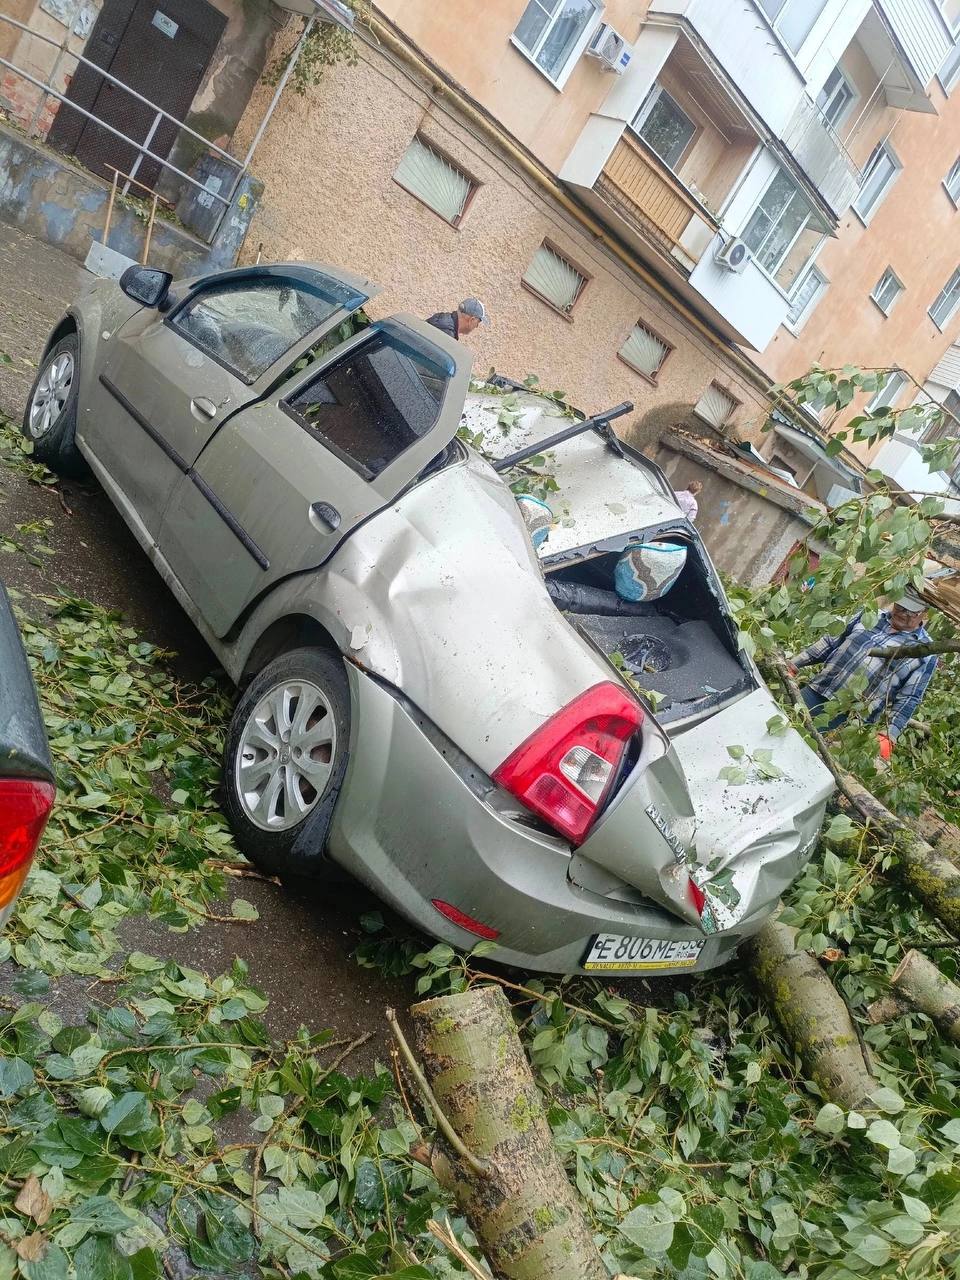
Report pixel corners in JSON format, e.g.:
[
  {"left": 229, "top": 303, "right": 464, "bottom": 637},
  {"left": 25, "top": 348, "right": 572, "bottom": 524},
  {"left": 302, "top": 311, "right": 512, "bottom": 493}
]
[{"left": 38, "top": 261, "right": 834, "bottom": 974}]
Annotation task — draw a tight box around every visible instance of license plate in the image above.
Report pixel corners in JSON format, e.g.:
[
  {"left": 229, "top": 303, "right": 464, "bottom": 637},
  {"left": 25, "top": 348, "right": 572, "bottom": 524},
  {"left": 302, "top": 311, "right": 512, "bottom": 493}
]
[{"left": 583, "top": 933, "right": 705, "bottom": 972}]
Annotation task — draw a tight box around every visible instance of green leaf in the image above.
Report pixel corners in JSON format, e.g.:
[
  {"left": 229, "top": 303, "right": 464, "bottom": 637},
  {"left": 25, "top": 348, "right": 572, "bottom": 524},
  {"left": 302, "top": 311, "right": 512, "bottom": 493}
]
[
  {"left": 869, "top": 1086, "right": 905, "bottom": 1114},
  {"left": 100, "top": 1092, "right": 152, "bottom": 1138},
  {"left": 76, "top": 791, "right": 112, "bottom": 809},
  {"left": 866, "top": 1118, "right": 901, "bottom": 1149},
  {"left": 21, "top": 1244, "right": 70, "bottom": 1280},
  {"left": 726, "top": 744, "right": 746, "bottom": 760},
  {"left": 901, "top": 1193, "right": 932, "bottom": 1223},
  {"left": 230, "top": 898, "right": 259, "bottom": 921},
  {"left": 73, "top": 1236, "right": 134, "bottom": 1280},
  {"left": 814, "top": 1103, "right": 845, "bottom": 1135},
  {"left": 853, "top": 1235, "right": 891, "bottom": 1267},
  {"left": 887, "top": 1145, "right": 917, "bottom": 1175},
  {"left": 0, "top": 1055, "right": 35, "bottom": 1098}
]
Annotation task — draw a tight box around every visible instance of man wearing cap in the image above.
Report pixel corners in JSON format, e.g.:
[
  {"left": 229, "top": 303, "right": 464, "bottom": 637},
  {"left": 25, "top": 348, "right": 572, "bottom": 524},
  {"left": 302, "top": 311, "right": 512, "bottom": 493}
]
[
  {"left": 426, "top": 298, "right": 487, "bottom": 340},
  {"left": 787, "top": 592, "right": 937, "bottom": 761}
]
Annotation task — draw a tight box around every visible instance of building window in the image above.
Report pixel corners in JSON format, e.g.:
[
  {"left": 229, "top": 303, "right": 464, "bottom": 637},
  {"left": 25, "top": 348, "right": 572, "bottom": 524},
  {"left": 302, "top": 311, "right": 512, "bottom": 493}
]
[
  {"left": 512, "top": 0, "right": 601, "bottom": 86},
  {"left": 756, "top": 0, "right": 831, "bottom": 54},
  {"left": 940, "top": 40, "right": 960, "bottom": 92},
  {"left": 871, "top": 267, "right": 904, "bottom": 315},
  {"left": 945, "top": 157, "right": 960, "bottom": 205},
  {"left": 522, "top": 242, "right": 587, "bottom": 315},
  {"left": 866, "top": 369, "right": 908, "bottom": 414},
  {"left": 393, "top": 137, "right": 476, "bottom": 227},
  {"left": 930, "top": 266, "right": 960, "bottom": 329},
  {"left": 618, "top": 321, "right": 672, "bottom": 381},
  {"left": 631, "top": 87, "right": 696, "bottom": 171},
  {"left": 694, "top": 383, "right": 738, "bottom": 429},
  {"left": 786, "top": 264, "right": 828, "bottom": 330},
  {"left": 741, "top": 167, "right": 829, "bottom": 290},
  {"left": 816, "top": 66, "right": 856, "bottom": 129},
  {"left": 852, "top": 143, "right": 901, "bottom": 223},
  {"left": 940, "top": 0, "right": 960, "bottom": 32}
]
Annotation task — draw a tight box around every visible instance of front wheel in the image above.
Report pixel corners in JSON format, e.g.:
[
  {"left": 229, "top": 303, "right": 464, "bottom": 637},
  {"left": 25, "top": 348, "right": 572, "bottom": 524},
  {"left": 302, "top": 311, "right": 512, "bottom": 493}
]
[
  {"left": 221, "top": 647, "right": 351, "bottom": 879},
  {"left": 22, "top": 333, "right": 85, "bottom": 475}
]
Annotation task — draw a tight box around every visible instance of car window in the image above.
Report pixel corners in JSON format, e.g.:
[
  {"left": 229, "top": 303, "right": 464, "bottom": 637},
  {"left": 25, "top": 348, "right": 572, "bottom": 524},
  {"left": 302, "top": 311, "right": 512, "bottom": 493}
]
[
  {"left": 170, "top": 279, "right": 345, "bottom": 383},
  {"left": 284, "top": 330, "right": 451, "bottom": 479}
]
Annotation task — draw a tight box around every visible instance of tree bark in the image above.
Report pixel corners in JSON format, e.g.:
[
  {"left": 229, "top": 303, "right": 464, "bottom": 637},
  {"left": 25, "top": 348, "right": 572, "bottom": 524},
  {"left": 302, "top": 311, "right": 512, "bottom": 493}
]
[
  {"left": 748, "top": 916, "right": 877, "bottom": 1108},
  {"left": 866, "top": 949, "right": 960, "bottom": 1041},
  {"left": 410, "top": 985, "right": 609, "bottom": 1280},
  {"left": 917, "top": 808, "right": 960, "bottom": 867},
  {"left": 867, "top": 641, "right": 960, "bottom": 660}
]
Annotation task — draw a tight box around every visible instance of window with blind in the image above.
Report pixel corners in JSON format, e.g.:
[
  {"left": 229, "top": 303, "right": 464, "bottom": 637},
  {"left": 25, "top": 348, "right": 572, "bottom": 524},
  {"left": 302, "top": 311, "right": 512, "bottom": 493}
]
[
  {"left": 619, "top": 322, "right": 672, "bottom": 380},
  {"left": 631, "top": 87, "right": 696, "bottom": 171},
  {"left": 393, "top": 136, "right": 475, "bottom": 227},
  {"left": 694, "top": 383, "right": 738, "bottom": 429},
  {"left": 853, "top": 143, "right": 901, "bottom": 223},
  {"left": 930, "top": 266, "right": 960, "bottom": 329},
  {"left": 522, "top": 243, "right": 587, "bottom": 314},
  {"left": 946, "top": 157, "right": 960, "bottom": 205},
  {"left": 871, "top": 268, "right": 904, "bottom": 315},
  {"left": 940, "top": 40, "right": 960, "bottom": 93}
]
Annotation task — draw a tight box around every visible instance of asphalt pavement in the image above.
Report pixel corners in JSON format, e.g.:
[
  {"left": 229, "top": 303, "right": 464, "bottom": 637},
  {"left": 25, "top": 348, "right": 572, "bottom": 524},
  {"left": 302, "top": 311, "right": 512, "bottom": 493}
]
[{"left": 0, "top": 221, "right": 412, "bottom": 1067}]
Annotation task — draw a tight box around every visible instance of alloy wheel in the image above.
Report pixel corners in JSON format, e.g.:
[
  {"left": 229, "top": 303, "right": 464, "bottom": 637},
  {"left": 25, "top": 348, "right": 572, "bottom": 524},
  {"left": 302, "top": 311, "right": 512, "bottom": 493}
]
[
  {"left": 28, "top": 351, "right": 74, "bottom": 439},
  {"left": 235, "top": 678, "right": 337, "bottom": 831}
]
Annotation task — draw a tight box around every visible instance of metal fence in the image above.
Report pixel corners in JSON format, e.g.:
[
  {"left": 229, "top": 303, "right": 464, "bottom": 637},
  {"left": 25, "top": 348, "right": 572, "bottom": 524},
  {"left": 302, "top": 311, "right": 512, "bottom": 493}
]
[{"left": 0, "top": 6, "right": 326, "bottom": 238}]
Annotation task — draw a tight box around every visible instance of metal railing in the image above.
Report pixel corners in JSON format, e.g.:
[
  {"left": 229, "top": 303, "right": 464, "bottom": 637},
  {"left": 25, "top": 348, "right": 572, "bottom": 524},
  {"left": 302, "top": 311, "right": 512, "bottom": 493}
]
[
  {"left": 781, "top": 93, "right": 863, "bottom": 217},
  {"left": 0, "top": 7, "right": 323, "bottom": 234}
]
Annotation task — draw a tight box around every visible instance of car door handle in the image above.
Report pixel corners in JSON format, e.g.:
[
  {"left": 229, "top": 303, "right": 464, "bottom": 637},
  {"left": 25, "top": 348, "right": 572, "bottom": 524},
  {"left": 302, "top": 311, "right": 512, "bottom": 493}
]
[
  {"left": 191, "top": 396, "right": 219, "bottom": 421},
  {"left": 309, "top": 501, "right": 341, "bottom": 532}
]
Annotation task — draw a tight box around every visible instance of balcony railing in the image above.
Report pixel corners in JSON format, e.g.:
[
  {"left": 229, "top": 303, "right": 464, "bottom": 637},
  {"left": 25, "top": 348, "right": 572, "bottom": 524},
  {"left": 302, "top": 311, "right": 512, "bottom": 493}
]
[
  {"left": 594, "top": 133, "right": 720, "bottom": 268},
  {"left": 780, "top": 94, "right": 862, "bottom": 218}
]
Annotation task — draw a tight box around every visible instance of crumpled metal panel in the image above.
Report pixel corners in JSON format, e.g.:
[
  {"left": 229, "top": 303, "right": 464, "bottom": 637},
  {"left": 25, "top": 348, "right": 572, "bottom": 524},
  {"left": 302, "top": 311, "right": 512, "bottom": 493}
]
[
  {"left": 461, "top": 391, "right": 681, "bottom": 554},
  {"left": 314, "top": 450, "right": 617, "bottom": 774},
  {"left": 670, "top": 686, "right": 835, "bottom": 930}
]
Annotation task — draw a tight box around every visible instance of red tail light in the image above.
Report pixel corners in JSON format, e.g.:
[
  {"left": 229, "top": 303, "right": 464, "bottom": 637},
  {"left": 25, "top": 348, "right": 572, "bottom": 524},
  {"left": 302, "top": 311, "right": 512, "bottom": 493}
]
[
  {"left": 493, "top": 683, "right": 642, "bottom": 844},
  {"left": 0, "top": 779, "right": 55, "bottom": 909},
  {"left": 687, "top": 877, "right": 707, "bottom": 916},
  {"left": 431, "top": 899, "right": 500, "bottom": 940}
]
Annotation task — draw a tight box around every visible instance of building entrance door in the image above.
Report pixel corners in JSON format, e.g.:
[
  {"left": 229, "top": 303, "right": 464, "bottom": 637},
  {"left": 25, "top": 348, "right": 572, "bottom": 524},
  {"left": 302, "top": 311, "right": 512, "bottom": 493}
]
[{"left": 47, "top": 0, "right": 226, "bottom": 190}]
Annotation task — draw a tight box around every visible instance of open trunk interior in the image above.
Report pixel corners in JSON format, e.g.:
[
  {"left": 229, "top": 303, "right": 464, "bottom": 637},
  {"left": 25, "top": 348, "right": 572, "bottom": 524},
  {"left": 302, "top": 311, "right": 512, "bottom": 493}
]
[{"left": 545, "top": 536, "right": 752, "bottom": 722}]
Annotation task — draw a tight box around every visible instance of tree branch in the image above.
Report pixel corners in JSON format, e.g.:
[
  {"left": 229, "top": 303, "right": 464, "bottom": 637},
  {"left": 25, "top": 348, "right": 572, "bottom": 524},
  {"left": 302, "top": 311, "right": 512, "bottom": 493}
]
[{"left": 867, "top": 641, "right": 960, "bottom": 660}]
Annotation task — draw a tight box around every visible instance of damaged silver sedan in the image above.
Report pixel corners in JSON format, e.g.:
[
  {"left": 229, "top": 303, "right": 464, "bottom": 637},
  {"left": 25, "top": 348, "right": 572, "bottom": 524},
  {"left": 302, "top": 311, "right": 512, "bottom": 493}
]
[{"left": 25, "top": 260, "right": 834, "bottom": 975}]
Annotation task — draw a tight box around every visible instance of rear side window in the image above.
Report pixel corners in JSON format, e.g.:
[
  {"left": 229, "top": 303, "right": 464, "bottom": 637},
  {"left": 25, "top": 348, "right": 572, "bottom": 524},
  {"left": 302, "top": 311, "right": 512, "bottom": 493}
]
[
  {"left": 284, "top": 331, "right": 451, "bottom": 478},
  {"left": 171, "top": 278, "right": 346, "bottom": 383}
]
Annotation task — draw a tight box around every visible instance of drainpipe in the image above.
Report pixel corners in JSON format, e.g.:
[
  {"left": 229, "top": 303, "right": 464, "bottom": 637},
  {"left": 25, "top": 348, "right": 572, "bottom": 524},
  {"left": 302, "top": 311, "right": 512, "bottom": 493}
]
[{"left": 362, "top": 13, "right": 778, "bottom": 403}]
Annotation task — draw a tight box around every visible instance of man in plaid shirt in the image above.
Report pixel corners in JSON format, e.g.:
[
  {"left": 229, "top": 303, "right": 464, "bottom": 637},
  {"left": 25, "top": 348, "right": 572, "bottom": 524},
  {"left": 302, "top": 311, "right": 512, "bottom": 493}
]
[{"left": 788, "top": 592, "right": 937, "bottom": 762}]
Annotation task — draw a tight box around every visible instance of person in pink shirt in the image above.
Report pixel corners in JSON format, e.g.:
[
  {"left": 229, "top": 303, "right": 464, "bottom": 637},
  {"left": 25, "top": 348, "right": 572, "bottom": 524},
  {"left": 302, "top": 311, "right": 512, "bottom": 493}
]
[{"left": 674, "top": 478, "right": 703, "bottom": 523}]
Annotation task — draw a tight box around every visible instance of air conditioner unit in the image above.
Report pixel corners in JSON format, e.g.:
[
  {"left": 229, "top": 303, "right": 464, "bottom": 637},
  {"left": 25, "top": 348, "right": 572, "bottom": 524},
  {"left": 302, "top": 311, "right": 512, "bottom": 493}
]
[
  {"left": 714, "top": 236, "right": 751, "bottom": 274},
  {"left": 586, "top": 23, "right": 632, "bottom": 74}
]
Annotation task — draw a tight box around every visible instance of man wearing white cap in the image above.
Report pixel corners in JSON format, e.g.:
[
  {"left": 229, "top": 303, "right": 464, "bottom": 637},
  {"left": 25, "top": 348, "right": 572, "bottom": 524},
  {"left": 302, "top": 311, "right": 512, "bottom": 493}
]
[
  {"left": 787, "top": 592, "right": 937, "bottom": 761},
  {"left": 426, "top": 298, "right": 488, "bottom": 341}
]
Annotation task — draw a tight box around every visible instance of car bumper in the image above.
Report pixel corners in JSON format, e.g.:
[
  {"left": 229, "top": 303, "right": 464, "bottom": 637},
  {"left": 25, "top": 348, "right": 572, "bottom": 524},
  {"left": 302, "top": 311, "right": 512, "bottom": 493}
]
[{"left": 328, "top": 667, "right": 750, "bottom": 975}]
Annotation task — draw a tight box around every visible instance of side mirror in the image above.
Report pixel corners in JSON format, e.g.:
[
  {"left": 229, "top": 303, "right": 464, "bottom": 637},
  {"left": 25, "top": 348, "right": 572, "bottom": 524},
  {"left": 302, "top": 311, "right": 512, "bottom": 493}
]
[{"left": 119, "top": 265, "right": 173, "bottom": 309}]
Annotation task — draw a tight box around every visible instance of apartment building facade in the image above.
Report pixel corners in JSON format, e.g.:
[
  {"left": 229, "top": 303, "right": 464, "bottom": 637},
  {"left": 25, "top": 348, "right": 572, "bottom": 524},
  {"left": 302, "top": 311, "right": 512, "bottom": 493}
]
[{"left": 229, "top": 0, "right": 960, "bottom": 469}]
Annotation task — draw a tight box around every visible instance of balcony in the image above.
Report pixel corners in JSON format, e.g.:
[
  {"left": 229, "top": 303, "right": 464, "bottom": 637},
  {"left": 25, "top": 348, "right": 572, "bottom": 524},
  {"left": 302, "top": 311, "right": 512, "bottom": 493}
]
[
  {"left": 873, "top": 0, "right": 953, "bottom": 94},
  {"left": 780, "top": 95, "right": 862, "bottom": 217},
  {"left": 594, "top": 133, "right": 720, "bottom": 271}
]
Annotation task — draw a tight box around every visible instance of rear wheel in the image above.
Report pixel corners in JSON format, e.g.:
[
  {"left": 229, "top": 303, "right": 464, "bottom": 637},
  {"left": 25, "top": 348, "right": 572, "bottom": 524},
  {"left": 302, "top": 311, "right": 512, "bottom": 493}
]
[
  {"left": 22, "top": 333, "right": 85, "bottom": 475},
  {"left": 222, "top": 647, "right": 351, "bottom": 879}
]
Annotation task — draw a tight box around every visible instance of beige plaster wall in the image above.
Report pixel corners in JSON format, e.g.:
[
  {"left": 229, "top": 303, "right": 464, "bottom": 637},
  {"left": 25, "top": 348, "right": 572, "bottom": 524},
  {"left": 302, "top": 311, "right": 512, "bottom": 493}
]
[
  {"left": 235, "top": 36, "right": 769, "bottom": 449},
  {"left": 761, "top": 60, "right": 960, "bottom": 463}
]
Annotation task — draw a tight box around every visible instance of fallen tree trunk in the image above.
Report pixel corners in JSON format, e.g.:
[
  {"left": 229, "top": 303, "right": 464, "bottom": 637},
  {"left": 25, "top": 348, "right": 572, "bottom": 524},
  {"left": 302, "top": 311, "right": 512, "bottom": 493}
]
[
  {"left": 866, "top": 949, "right": 960, "bottom": 1041},
  {"left": 917, "top": 807, "right": 960, "bottom": 867},
  {"left": 766, "top": 653, "right": 960, "bottom": 937},
  {"left": 408, "top": 985, "right": 609, "bottom": 1280},
  {"left": 748, "top": 916, "right": 877, "bottom": 1108}
]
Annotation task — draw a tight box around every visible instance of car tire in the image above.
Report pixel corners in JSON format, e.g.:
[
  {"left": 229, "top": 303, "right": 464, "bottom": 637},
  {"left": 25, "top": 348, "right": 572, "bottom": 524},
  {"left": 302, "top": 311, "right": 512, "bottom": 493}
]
[
  {"left": 222, "top": 646, "right": 351, "bottom": 880},
  {"left": 21, "top": 333, "right": 85, "bottom": 476}
]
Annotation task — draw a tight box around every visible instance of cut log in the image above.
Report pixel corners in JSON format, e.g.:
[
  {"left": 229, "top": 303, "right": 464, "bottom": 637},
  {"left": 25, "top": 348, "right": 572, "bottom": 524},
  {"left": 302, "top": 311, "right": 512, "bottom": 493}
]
[
  {"left": 917, "top": 808, "right": 960, "bottom": 868},
  {"left": 749, "top": 916, "right": 877, "bottom": 1108},
  {"left": 866, "top": 949, "right": 960, "bottom": 1041},
  {"left": 410, "top": 985, "right": 608, "bottom": 1280}
]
